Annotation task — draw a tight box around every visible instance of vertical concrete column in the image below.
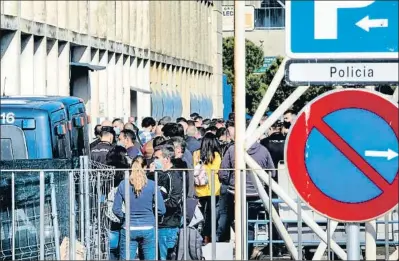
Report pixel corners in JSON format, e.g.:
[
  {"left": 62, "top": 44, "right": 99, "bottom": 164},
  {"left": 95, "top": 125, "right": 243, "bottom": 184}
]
[
  {"left": 155, "top": 1, "right": 161, "bottom": 53},
  {"left": 170, "top": 1, "right": 175, "bottom": 58},
  {"left": 142, "top": 1, "right": 150, "bottom": 50},
  {"left": 115, "top": 1, "right": 123, "bottom": 42},
  {"left": 160, "top": 64, "right": 165, "bottom": 92},
  {"left": 149, "top": 1, "right": 156, "bottom": 51},
  {"left": 115, "top": 54, "right": 123, "bottom": 117},
  {"left": 129, "top": 57, "right": 137, "bottom": 117},
  {"left": 130, "top": 57, "right": 138, "bottom": 89},
  {"left": 46, "top": 39, "right": 58, "bottom": 95},
  {"left": 122, "top": 1, "right": 129, "bottom": 45},
  {"left": 209, "top": 5, "right": 214, "bottom": 67},
  {"left": 123, "top": 55, "right": 131, "bottom": 118},
  {"left": 89, "top": 49, "right": 100, "bottom": 121},
  {"left": 175, "top": 2, "right": 181, "bottom": 59},
  {"left": 107, "top": 1, "right": 116, "bottom": 42},
  {"left": 171, "top": 66, "right": 176, "bottom": 95},
  {"left": 57, "top": 1, "right": 67, "bottom": 29},
  {"left": 130, "top": 1, "right": 138, "bottom": 47},
  {"left": 33, "top": 36, "right": 46, "bottom": 94},
  {"left": 89, "top": 1, "right": 98, "bottom": 37},
  {"left": 199, "top": 3, "right": 204, "bottom": 64},
  {"left": 190, "top": 1, "right": 196, "bottom": 61},
  {"left": 33, "top": 1, "right": 46, "bottom": 23},
  {"left": 141, "top": 60, "right": 151, "bottom": 118},
  {"left": 68, "top": 1, "right": 79, "bottom": 32},
  {"left": 159, "top": 1, "right": 165, "bottom": 55},
  {"left": 179, "top": 68, "right": 185, "bottom": 117},
  {"left": 184, "top": 69, "right": 189, "bottom": 116},
  {"left": 188, "top": 69, "right": 193, "bottom": 116},
  {"left": 149, "top": 63, "right": 156, "bottom": 92},
  {"left": 58, "top": 41, "right": 70, "bottom": 96},
  {"left": 3, "top": 1, "right": 18, "bottom": 16},
  {"left": 107, "top": 52, "right": 116, "bottom": 118},
  {"left": 1, "top": 32, "right": 19, "bottom": 95},
  {"left": 46, "top": 1, "right": 58, "bottom": 26},
  {"left": 20, "top": 1, "right": 33, "bottom": 20},
  {"left": 97, "top": 1, "right": 107, "bottom": 39},
  {"left": 167, "top": 2, "right": 172, "bottom": 56},
  {"left": 20, "top": 35, "right": 34, "bottom": 95},
  {"left": 78, "top": 1, "right": 88, "bottom": 34},
  {"left": 137, "top": 59, "right": 144, "bottom": 91},
  {"left": 136, "top": 59, "right": 144, "bottom": 120},
  {"left": 166, "top": 65, "right": 171, "bottom": 93},
  {"left": 180, "top": 2, "right": 186, "bottom": 60},
  {"left": 98, "top": 51, "right": 108, "bottom": 117},
  {"left": 195, "top": 71, "right": 199, "bottom": 111}
]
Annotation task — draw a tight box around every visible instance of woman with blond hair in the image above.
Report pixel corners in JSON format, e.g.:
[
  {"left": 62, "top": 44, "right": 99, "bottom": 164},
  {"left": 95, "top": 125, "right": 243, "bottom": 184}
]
[{"left": 113, "top": 156, "right": 166, "bottom": 260}]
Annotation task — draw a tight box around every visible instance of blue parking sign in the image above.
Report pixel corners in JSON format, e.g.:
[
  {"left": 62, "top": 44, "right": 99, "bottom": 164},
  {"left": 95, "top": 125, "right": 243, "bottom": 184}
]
[{"left": 286, "top": 0, "right": 398, "bottom": 59}]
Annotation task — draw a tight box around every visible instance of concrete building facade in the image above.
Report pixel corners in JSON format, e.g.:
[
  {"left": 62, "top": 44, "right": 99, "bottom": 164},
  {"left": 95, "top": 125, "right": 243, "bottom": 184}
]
[{"left": 0, "top": 0, "right": 223, "bottom": 122}]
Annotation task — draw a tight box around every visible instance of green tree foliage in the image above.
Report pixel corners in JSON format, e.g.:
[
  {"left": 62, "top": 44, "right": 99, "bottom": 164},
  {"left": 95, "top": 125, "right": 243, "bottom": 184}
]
[{"left": 222, "top": 37, "right": 265, "bottom": 113}]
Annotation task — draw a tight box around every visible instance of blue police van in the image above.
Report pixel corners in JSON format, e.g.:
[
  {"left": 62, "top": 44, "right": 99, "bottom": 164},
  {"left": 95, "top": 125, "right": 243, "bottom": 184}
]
[
  {"left": 0, "top": 98, "right": 72, "bottom": 160},
  {"left": 2, "top": 96, "right": 90, "bottom": 158}
]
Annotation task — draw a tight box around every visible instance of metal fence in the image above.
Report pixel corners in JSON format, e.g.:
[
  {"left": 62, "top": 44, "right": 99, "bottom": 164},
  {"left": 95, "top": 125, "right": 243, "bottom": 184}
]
[
  {"left": 254, "top": 7, "right": 285, "bottom": 30},
  {"left": 0, "top": 157, "right": 115, "bottom": 261},
  {"left": 1, "top": 163, "right": 398, "bottom": 260}
]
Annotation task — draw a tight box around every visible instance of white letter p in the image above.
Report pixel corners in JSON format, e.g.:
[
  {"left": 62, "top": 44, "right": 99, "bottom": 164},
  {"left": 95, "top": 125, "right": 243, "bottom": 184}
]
[{"left": 314, "top": 1, "right": 375, "bottom": 40}]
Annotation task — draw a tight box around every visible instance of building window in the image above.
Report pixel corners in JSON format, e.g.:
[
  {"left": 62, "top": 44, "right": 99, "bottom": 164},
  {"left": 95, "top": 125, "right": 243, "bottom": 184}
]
[
  {"left": 254, "top": 6, "right": 285, "bottom": 29},
  {"left": 261, "top": 0, "right": 284, "bottom": 8}
]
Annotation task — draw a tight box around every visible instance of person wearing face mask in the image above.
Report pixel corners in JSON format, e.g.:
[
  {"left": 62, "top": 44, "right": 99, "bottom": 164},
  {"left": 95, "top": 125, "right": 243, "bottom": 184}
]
[
  {"left": 112, "top": 118, "right": 124, "bottom": 139},
  {"left": 138, "top": 117, "right": 156, "bottom": 145},
  {"left": 147, "top": 144, "right": 183, "bottom": 260},
  {"left": 90, "top": 124, "right": 116, "bottom": 164},
  {"left": 118, "top": 129, "right": 142, "bottom": 159},
  {"left": 282, "top": 109, "right": 296, "bottom": 135}
]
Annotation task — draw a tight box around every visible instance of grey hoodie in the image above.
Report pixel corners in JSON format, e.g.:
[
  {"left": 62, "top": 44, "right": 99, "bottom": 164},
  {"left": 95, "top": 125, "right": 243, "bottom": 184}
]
[{"left": 218, "top": 142, "right": 275, "bottom": 197}]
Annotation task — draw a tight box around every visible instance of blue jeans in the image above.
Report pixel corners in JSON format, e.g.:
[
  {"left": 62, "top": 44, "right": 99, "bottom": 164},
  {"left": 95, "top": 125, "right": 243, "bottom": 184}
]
[
  {"left": 217, "top": 185, "right": 234, "bottom": 242},
  {"left": 120, "top": 228, "right": 156, "bottom": 260},
  {"left": 158, "top": 227, "right": 179, "bottom": 260},
  {"left": 109, "top": 230, "right": 120, "bottom": 260}
]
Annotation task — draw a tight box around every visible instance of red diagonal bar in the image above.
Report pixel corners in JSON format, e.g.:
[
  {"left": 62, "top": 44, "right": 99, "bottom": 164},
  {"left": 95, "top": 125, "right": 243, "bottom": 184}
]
[{"left": 314, "top": 118, "right": 391, "bottom": 192}]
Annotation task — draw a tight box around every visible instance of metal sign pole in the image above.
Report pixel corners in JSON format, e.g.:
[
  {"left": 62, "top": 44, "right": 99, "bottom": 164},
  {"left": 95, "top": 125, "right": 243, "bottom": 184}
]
[
  {"left": 347, "top": 223, "right": 360, "bottom": 260},
  {"left": 234, "top": 0, "right": 246, "bottom": 259}
]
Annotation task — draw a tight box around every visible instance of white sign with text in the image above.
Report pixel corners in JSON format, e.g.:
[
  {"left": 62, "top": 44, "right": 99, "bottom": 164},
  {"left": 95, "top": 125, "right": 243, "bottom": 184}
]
[{"left": 286, "top": 62, "right": 399, "bottom": 85}]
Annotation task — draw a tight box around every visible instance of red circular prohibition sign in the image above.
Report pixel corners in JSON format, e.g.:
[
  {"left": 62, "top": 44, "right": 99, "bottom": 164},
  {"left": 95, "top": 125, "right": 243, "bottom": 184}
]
[{"left": 285, "top": 89, "right": 399, "bottom": 222}]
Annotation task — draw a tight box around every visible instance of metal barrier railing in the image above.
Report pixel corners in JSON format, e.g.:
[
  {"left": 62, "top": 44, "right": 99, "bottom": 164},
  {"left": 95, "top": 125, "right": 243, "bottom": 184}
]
[{"left": 0, "top": 164, "right": 398, "bottom": 260}]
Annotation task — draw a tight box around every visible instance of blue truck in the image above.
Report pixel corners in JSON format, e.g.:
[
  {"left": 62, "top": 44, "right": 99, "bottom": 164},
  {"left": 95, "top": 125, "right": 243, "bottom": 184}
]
[{"left": 0, "top": 96, "right": 89, "bottom": 160}]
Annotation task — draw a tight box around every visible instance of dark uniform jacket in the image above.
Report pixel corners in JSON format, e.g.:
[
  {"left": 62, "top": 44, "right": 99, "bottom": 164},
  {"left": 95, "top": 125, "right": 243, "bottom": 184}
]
[
  {"left": 260, "top": 132, "right": 286, "bottom": 169},
  {"left": 90, "top": 141, "right": 114, "bottom": 164}
]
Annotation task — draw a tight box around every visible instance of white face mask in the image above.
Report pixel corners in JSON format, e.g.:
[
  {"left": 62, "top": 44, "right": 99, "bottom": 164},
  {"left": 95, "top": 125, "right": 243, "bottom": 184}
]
[{"left": 114, "top": 126, "right": 121, "bottom": 135}]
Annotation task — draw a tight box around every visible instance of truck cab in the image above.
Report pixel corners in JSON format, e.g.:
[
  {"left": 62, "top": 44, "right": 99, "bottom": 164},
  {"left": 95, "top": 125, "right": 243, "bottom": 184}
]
[
  {"left": 0, "top": 99, "right": 72, "bottom": 160},
  {"left": 3, "top": 96, "right": 90, "bottom": 157}
]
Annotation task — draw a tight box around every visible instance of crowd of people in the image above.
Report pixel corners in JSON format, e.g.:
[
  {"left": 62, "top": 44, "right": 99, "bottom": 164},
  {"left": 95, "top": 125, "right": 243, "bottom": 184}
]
[{"left": 90, "top": 110, "right": 297, "bottom": 260}]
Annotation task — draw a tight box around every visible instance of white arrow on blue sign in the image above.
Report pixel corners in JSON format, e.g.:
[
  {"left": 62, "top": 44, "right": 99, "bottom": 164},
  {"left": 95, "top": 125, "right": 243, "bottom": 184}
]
[{"left": 286, "top": 0, "right": 399, "bottom": 59}]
